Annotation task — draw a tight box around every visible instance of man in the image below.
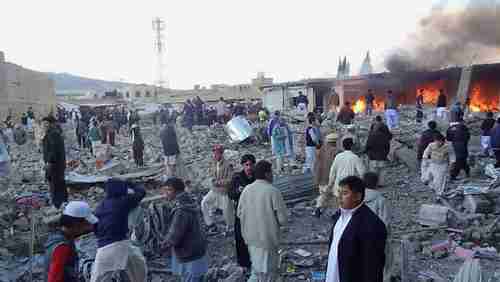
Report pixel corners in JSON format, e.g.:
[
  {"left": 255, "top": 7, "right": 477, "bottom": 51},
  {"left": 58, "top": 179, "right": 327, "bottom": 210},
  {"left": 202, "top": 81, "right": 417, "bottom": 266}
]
[
  {"left": 436, "top": 89, "right": 447, "bottom": 119},
  {"left": 416, "top": 89, "right": 424, "bottom": 123},
  {"left": 365, "top": 116, "right": 392, "bottom": 186},
  {"left": 491, "top": 118, "right": 500, "bottom": 168},
  {"left": 417, "top": 121, "right": 441, "bottom": 164},
  {"left": 201, "top": 145, "right": 234, "bottom": 233},
  {"left": 76, "top": 118, "right": 89, "bottom": 150},
  {"left": 92, "top": 179, "right": 146, "bottom": 282},
  {"left": 42, "top": 115, "right": 67, "bottom": 209},
  {"left": 325, "top": 176, "right": 387, "bottom": 282},
  {"left": 160, "top": 122, "right": 180, "bottom": 177},
  {"left": 446, "top": 119, "right": 470, "bottom": 180},
  {"left": 45, "top": 201, "right": 97, "bottom": 282},
  {"left": 384, "top": 90, "right": 399, "bottom": 130},
  {"left": 27, "top": 106, "right": 35, "bottom": 120},
  {"left": 480, "top": 112, "right": 496, "bottom": 156},
  {"left": 363, "top": 172, "right": 393, "bottom": 282},
  {"left": 237, "top": 160, "right": 288, "bottom": 282},
  {"left": 336, "top": 102, "right": 355, "bottom": 125},
  {"left": 229, "top": 154, "right": 256, "bottom": 268},
  {"left": 216, "top": 97, "right": 227, "bottom": 124},
  {"left": 296, "top": 91, "right": 309, "bottom": 111},
  {"left": 450, "top": 101, "right": 464, "bottom": 123},
  {"left": 160, "top": 177, "right": 208, "bottom": 281},
  {"left": 330, "top": 90, "right": 340, "bottom": 113},
  {"left": 365, "top": 89, "right": 375, "bottom": 116},
  {"left": 421, "top": 133, "right": 452, "bottom": 195},
  {"left": 314, "top": 133, "right": 338, "bottom": 218},
  {"left": 328, "top": 138, "right": 366, "bottom": 197}
]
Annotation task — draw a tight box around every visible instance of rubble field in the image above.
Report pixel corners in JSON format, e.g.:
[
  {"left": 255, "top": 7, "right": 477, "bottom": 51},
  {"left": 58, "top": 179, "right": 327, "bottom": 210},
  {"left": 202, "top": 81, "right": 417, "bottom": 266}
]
[{"left": 1, "top": 106, "right": 499, "bottom": 281}]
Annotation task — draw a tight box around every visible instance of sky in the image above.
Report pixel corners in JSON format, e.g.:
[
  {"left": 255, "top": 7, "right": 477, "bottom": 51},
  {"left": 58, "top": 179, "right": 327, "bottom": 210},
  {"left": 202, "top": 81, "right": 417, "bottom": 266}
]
[{"left": 0, "top": 0, "right": 469, "bottom": 89}]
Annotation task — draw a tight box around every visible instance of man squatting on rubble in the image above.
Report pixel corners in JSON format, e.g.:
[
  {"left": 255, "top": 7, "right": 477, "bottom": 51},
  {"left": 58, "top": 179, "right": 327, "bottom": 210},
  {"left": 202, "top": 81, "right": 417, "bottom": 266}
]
[
  {"left": 201, "top": 144, "right": 234, "bottom": 234},
  {"left": 325, "top": 175, "right": 387, "bottom": 282},
  {"left": 92, "top": 179, "right": 147, "bottom": 282},
  {"left": 45, "top": 201, "right": 98, "bottom": 282},
  {"left": 237, "top": 160, "right": 288, "bottom": 282},
  {"left": 42, "top": 115, "right": 67, "bottom": 209}
]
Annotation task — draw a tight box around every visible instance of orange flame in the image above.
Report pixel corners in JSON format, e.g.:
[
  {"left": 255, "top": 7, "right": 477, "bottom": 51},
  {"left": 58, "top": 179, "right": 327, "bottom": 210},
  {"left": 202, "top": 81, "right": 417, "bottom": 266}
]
[
  {"left": 468, "top": 84, "right": 499, "bottom": 112},
  {"left": 417, "top": 80, "right": 446, "bottom": 105},
  {"left": 352, "top": 99, "right": 366, "bottom": 113},
  {"left": 351, "top": 97, "right": 385, "bottom": 113}
]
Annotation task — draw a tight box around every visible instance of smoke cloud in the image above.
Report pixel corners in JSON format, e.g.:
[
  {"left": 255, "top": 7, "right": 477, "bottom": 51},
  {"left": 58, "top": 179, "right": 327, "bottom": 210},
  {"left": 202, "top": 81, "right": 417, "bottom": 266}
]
[{"left": 385, "top": 0, "right": 500, "bottom": 73}]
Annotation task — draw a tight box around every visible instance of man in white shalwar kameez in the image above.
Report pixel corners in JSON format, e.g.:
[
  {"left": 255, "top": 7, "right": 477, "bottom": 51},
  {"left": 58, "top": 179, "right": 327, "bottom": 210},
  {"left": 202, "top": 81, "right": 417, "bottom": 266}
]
[{"left": 328, "top": 138, "right": 366, "bottom": 197}]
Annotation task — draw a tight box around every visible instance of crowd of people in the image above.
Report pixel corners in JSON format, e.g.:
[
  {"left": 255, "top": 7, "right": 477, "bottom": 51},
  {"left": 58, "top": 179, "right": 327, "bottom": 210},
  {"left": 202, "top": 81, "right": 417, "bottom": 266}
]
[{"left": 1, "top": 89, "right": 500, "bottom": 282}]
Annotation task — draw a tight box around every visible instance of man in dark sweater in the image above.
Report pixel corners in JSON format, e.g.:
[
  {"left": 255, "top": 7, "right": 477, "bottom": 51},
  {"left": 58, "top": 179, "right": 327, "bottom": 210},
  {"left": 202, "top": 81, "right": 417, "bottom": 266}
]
[
  {"left": 447, "top": 119, "right": 471, "bottom": 180},
  {"left": 436, "top": 89, "right": 447, "bottom": 119},
  {"left": 161, "top": 177, "right": 208, "bottom": 281},
  {"left": 92, "top": 179, "right": 147, "bottom": 282},
  {"left": 160, "top": 122, "right": 180, "bottom": 177},
  {"left": 42, "top": 115, "right": 67, "bottom": 209},
  {"left": 325, "top": 175, "right": 387, "bottom": 282}
]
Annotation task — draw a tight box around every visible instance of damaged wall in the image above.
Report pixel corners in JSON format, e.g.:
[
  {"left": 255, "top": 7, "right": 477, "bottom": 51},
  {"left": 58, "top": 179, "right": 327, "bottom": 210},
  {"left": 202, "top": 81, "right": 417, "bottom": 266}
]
[{"left": 0, "top": 52, "right": 56, "bottom": 121}]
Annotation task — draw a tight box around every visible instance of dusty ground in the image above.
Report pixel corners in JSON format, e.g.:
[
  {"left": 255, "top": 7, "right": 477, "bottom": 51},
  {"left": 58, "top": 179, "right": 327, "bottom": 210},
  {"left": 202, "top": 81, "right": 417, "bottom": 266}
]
[{"left": 1, "top": 108, "right": 499, "bottom": 281}]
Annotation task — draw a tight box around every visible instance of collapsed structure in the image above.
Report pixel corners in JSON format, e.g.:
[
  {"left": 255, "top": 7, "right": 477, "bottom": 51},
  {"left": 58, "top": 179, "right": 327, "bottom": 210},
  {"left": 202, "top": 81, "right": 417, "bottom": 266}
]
[{"left": 0, "top": 51, "right": 57, "bottom": 120}]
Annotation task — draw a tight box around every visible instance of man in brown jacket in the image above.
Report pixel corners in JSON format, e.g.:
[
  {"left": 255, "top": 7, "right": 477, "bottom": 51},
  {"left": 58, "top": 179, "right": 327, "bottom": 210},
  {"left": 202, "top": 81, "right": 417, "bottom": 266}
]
[
  {"left": 314, "top": 133, "right": 338, "bottom": 217},
  {"left": 201, "top": 145, "right": 234, "bottom": 233}
]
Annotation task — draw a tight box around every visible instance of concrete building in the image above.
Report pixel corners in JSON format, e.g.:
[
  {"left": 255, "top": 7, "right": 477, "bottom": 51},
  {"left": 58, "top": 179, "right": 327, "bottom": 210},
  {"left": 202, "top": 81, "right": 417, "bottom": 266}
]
[
  {"left": 0, "top": 51, "right": 56, "bottom": 121},
  {"left": 121, "top": 84, "right": 159, "bottom": 101}
]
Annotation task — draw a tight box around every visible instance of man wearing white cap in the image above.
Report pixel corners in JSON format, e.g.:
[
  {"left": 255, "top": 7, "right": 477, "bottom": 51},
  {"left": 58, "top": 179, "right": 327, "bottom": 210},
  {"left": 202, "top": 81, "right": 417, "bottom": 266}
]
[{"left": 45, "top": 201, "right": 98, "bottom": 282}]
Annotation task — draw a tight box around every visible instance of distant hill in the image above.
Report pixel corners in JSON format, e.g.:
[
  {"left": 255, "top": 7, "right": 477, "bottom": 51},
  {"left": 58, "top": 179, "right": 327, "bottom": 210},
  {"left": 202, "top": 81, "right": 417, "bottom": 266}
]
[{"left": 47, "top": 72, "right": 135, "bottom": 95}]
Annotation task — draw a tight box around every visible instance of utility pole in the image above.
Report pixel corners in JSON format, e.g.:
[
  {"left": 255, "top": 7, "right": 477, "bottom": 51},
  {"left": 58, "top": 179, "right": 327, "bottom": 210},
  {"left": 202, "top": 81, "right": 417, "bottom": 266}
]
[{"left": 152, "top": 17, "right": 167, "bottom": 101}]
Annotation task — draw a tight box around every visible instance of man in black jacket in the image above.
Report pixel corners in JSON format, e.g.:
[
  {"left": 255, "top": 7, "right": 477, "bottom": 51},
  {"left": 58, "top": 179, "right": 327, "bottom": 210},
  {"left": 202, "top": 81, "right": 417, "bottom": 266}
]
[
  {"left": 436, "top": 89, "right": 447, "bottom": 119},
  {"left": 365, "top": 116, "right": 392, "bottom": 186},
  {"left": 42, "top": 115, "right": 67, "bottom": 209},
  {"left": 161, "top": 177, "right": 208, "bottom": 281},
  {"left": 447, "top": 119, "right": 471, "bottom": 180},
  {"left": 326, "top": 175, "right": 387, "bottom": 282}
]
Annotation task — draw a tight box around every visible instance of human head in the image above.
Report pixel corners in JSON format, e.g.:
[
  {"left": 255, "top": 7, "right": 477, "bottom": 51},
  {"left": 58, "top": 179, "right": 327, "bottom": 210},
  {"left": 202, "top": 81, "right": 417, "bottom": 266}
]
[
  {"left": 274, "top": 111, "right": 280, "bottom": 117},
  {"left": 254, "top": 160, "right": 273, "bottom": 182},
  {"left": 428, "top": 120, "right": 437, "bottom": 130},
  {"left": 433, "top": 132, "right": 445, "bottom": 145},
  {"left": 375, "top": 115, "right": 382, "bottom": 123},
  {"left": 160, "top": 177, "right": 185, "bottom": 201},
  {"left": 220, "top": 97, "right": 224, "bottom": 101},
  {"left": 60, "top": 201, "right": 98, "bottom": 239},
  {"left": 486, "top": 112, "right": 493, "bottom": 118},
  {"left": 342, "top": 138, "right": 354, "bottom": 151},
  {"left": 241, "top": 154, "right": 256, "bottom": 176},
  {"left": 419, "top": 89, "right": 424, "bottom": 94},
  {"left": 363, "top": 172, "right": 379, "bottom": 190},
  {"left": 387, "top": 90, "right": 393, "bottom": 95},
  {"left": 42, "top": 115, "right": 56, "bottom": 130},
  {"left": 338, "top": 176, "right": 365, "bottom": 209},
  {"left": 439, "top": 89, "right": 444, "bottom": 95},
  {"left": 368, "top": 89, "right": 373, "bottom": 94},
  {"left": 213, "top": 144, "right": 224, "bottom": 162}
]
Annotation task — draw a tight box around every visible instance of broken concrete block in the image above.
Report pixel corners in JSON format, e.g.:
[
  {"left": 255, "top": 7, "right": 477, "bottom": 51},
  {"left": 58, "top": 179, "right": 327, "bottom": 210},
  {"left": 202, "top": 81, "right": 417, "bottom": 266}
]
[{"left": 417, "top": 204, "right": 450, "bottom": 227}]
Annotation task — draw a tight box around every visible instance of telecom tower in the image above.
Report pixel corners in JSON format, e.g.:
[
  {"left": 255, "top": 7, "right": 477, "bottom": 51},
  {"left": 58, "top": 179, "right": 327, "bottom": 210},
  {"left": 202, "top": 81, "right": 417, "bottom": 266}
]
[{"left": 152, "top": 17, "right": 168, "bottom": 90}]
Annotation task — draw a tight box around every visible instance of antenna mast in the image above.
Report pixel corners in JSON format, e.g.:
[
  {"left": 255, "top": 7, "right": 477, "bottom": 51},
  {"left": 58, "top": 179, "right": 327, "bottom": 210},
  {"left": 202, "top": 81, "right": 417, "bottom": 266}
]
[{"left": 152, "top": 17, "right": 168, "bottom": 90}]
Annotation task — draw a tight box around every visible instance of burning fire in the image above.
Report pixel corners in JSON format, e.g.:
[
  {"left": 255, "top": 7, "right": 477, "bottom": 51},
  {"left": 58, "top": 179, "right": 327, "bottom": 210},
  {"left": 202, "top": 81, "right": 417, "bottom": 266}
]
[
  {"left": 468, "top": 84, "right": 499, "bottom": 112},
  {"left": 351, "top": 97, "right": 385, "bottom": 113},
  {"left": 417, "top": 80, "right": 446, "bottom": 105}
]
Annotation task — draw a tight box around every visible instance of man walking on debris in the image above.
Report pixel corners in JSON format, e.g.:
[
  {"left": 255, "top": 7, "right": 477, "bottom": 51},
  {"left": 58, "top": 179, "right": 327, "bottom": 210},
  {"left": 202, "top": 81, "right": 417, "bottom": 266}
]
[
  {"left": 417, "top": 121, "right": 441, "bottom": 166},
  {"left": 450, "top": 101, "right": 464, "bottom": 123},
  {"left": 328, "top": 138, "right": 366, "bottom": 198},
  {"left": 384, "top": 90, "right": 399, "bottom": 130},
  {"left": 76, "top": 118, "right": 88, "bottom": 150},
  {"left": 160, "top": 177, "right": 208, "bottom": 282},
  {"left": 365, "top": 116, "right": 392, "bottom": 187},
  {"left": 416, "top": 89, "right": 424, "bottom": 123},
  {"left": 304, "top": 114, "right": 321, "bottom": 173},
  {"left": 325, "top": 176, "right": 387, "bottom": 282},
  {"left": 88, "top": 120, "right": 101, "bottom": 157},
  {"left": 216, "top": 97, "right": 227, "bottom": 124},
  {"left": 92, "top": 179, "right": 147, "bottom": 282},
  {"left": 446, "top": 118, "right": 470, "bottom": 181},
  {"left": 364, "top": 172, "right": 393, "bottom": 282},
  {"left": 238, "top": 160, "right": 288, "bottom": 282},
  {"left": 42, "top": 115, "right": 67, "bottom": 209},
  {"left": 436, "top": 89, "right": 447, "bottom": 119},
  {"left": 201, "top": 145, "right": 234, "bottom": 234},
  {"left": 421, "top": 133, "right": 453, "bottom": 195},
  {"left": 131, "top": 125, "right": 145, "bottom": 167},
  {"left": 229, "top": 154, "right": 256, "bottom": 269},
  {"left": 160, "top": 121, "right": 180, "bottom": 177},
  {"left": 45, "top": 201, "right": 98, "bottom": 282},
  {"left": 314, "top": 133, "right": 338, "bottom": 218},
  {"left": 480, "top": 112, "right": 495, "bottom": 156},
  {"left": 491, "top": 117, "right": 500, "bottom": 168}
]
